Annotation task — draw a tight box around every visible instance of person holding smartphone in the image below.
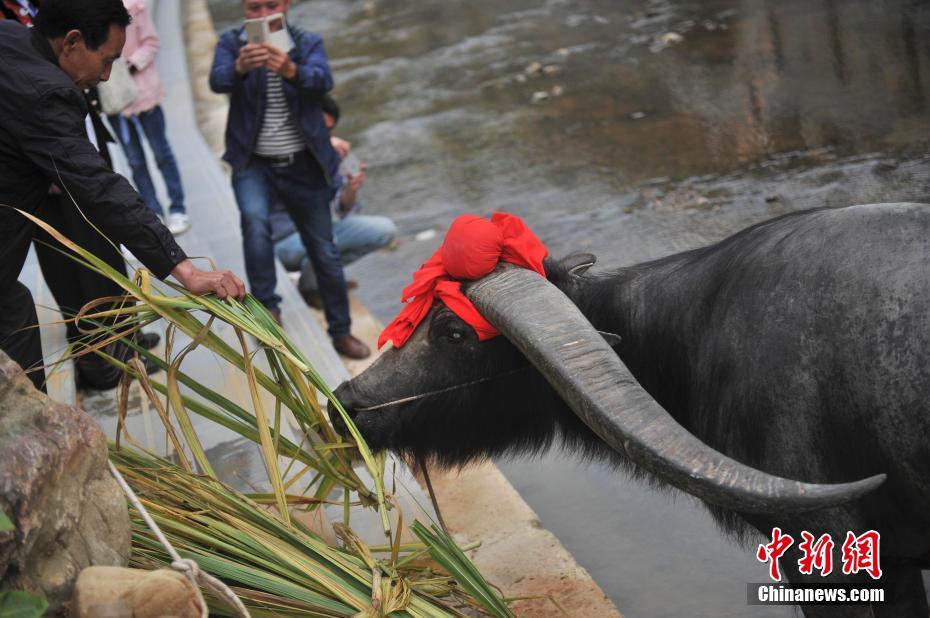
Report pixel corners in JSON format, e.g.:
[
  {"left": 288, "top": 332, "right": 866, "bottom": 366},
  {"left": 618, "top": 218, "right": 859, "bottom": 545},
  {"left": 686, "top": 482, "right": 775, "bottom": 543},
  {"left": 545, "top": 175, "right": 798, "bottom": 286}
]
[{"left": 209, "top": 0, "right": 370, "bottom": 360}]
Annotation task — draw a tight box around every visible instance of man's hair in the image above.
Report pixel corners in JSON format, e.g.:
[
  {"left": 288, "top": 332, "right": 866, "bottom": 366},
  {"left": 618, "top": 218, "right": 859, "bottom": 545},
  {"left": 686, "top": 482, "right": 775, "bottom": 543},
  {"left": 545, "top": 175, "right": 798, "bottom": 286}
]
[
  {"left": 321, "top": 94, "right": 340, "bottom": 125},
  {"left": 34, "top": 0, "right": 131, "bottom": 50}
]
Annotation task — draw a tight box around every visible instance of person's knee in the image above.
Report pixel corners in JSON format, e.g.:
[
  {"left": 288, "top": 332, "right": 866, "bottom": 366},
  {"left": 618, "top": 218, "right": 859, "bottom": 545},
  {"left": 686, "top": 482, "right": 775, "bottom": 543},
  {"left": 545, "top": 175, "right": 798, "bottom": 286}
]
[
  {"left": 124, "top": 146, "right": 147, "bottom": 169},
  {"left": 343, "top": 215, "right": 396, "bottom": 250},
  {"left": 234, "top": 187, "right": 270, "bottom": 230},
  {"left": 238, "top": 207, "right": 272, "bottom": 240},
  {"left": 374, "top": 217, "right": 397, "bottom": 247},
  {"left": 153, "top": 148, "right": 176, "bottom": 168},
  {"left": 304, "top": 239, "right": 343, "bottom": 269},
  {"left": 274, "top": 234, "right": 307, "bottom": 270}
]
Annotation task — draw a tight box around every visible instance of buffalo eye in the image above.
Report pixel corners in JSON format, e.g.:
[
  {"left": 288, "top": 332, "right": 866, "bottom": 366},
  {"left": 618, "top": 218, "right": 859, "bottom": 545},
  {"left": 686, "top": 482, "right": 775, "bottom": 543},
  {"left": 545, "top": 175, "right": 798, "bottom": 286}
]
[{"left": 444, "top": 330, "right": 464, "bottom": 343}]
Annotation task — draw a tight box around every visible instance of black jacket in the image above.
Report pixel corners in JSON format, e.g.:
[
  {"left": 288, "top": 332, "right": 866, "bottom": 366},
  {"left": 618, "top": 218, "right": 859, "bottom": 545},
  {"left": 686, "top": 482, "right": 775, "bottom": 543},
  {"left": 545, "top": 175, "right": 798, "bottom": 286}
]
[{"left": 0, "top": 21, "right": 185, "bottom": 288}]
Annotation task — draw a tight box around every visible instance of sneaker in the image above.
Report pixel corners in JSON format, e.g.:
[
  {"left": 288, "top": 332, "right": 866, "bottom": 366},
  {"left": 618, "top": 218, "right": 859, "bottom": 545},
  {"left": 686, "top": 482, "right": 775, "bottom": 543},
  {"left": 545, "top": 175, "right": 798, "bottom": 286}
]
[
  {"left": 167, "top": 212, "right": 191, "bottom": 235},
  {"left": 332, "top": 334, "right": 371, "bottom": 360}
]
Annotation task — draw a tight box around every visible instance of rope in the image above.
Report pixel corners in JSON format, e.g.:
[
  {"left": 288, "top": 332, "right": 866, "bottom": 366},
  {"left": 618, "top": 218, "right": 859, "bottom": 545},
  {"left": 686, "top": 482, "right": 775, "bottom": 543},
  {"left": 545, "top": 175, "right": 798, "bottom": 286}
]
[
  {"left": 107, "top": 460, "right": 252, "bottom": 618},
  {"left": 355, "top": 366, "right": 529, "bottom": 412},
  {"left": 417, "top": 457, "right": 450, "bottom": 536}
]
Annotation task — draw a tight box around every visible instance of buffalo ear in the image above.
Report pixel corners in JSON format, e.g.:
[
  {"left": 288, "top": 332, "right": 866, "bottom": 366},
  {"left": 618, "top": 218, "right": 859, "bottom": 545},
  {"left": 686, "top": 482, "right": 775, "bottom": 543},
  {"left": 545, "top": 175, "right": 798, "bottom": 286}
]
[
  {"left": 598, "top": 331, "right": 622, "bottom": 348},
  {"left": 560, "top": 252, "right": 597, "bottom": 275}
]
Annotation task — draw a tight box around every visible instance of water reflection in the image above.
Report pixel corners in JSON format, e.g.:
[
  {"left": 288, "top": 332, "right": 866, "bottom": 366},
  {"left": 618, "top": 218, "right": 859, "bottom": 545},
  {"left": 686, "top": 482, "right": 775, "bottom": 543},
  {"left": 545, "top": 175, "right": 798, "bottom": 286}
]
[
  {"left": 208, "top": 0, "right": 930, "bottom": 219},
  {"left": 286, "top": 0, "right": 930, "bottom": 185}
]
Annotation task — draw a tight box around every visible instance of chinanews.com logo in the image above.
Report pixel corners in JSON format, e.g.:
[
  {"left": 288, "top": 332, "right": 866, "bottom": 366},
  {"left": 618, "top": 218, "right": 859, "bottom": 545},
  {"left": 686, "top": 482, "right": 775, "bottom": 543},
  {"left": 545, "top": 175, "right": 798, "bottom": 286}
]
[{"left": 748, "top": 528, "right": 887, "bottom": 605}]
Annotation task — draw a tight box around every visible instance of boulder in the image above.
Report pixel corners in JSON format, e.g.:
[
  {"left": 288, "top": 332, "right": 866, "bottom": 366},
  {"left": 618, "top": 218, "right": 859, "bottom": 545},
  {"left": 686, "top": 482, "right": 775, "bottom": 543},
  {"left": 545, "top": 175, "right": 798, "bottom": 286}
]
[
  {"left": 0, "top": 351, "right": 130, "bottom": 614},
  {"left": 72, "top": 566, "right": 204, "bottom": 618}
]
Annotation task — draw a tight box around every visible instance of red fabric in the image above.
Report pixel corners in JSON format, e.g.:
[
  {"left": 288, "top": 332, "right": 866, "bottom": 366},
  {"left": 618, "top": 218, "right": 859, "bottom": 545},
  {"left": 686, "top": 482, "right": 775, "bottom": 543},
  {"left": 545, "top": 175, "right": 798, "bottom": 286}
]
[
  {"left": 1, "top": 1, "right": 36, "bottom": 26},
  {"left": 378, "top": 212, "right": 548, "bottom": 349}
]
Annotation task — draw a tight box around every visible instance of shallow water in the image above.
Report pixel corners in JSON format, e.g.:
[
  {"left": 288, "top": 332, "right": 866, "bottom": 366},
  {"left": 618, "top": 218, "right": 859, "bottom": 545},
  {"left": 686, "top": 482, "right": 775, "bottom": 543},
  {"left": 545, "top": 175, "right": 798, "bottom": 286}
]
[
  {"left": 208, "top": 0, "right": 930, "bottom": 614},
  {"left": 209, "top": 0, "right": 930, "bottom": 313}
]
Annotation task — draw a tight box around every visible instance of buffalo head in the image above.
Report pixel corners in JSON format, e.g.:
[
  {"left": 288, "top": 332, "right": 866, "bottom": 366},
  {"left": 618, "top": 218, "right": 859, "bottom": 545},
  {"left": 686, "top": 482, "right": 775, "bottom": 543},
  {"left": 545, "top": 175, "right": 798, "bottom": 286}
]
[{"left": 330, "top": 256, "right": 884, "bottom": 514}]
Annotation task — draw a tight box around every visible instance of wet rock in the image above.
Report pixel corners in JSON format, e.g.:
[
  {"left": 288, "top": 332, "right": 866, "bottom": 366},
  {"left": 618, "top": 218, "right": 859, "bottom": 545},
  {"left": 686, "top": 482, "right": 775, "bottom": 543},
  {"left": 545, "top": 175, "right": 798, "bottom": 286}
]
[
  {"left": 523, "top": 61, "right": 543, "bottom": 76},
  {"left": 0, "top": 352, "right": 130, "bottom": 615},
  {"left": 550, "top": 85, "right": 564, "bottom": 97},
  {"left": 631, "top": 111, "right": 647, "bottom": 119},
  {"left": 542, "top": 64, "right": 561, "bottom": 75},
  {"left": 73, "top": 567, "right": 203, "bottom": 618},
  {"left": 531, "top": 91, "right": 550, "bottom": 104},
  {"left": 651, "top": 31, "right": 684, "bottom": 52}
]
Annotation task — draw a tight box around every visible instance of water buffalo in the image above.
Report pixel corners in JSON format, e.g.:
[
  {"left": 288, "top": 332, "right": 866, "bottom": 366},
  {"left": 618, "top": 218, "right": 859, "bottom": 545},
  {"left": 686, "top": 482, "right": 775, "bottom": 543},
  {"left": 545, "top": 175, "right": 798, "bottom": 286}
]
[{"left": 330, "top": 202, "right": 930, "bottom": 617}]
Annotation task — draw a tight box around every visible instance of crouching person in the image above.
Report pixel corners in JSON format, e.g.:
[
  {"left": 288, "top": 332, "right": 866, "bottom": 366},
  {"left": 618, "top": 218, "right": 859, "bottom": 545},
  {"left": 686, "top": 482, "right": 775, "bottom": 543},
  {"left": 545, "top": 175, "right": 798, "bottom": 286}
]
[{"left": 272, "top": 94, "right": 396, "bottom": 311}]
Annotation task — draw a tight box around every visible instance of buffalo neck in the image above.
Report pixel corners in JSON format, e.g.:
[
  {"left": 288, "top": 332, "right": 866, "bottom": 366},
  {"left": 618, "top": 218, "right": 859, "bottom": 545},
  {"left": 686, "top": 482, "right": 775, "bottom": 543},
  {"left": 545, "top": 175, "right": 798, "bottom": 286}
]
[{"left": 567, "top": 251, "right": 709, "bottom": 425}]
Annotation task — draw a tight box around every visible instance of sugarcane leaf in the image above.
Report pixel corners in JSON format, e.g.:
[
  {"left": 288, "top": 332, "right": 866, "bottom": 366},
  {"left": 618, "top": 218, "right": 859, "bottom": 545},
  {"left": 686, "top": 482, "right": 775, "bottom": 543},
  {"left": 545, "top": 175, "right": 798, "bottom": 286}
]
[{"left": 412, "top": 521, "right": 514, "bottom": 618}]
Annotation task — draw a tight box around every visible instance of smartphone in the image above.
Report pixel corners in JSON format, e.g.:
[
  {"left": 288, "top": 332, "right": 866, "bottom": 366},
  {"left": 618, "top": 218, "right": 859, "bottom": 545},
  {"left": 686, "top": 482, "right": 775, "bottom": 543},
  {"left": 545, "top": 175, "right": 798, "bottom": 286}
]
[
  {"left": 342, "top": 152, "right": 362, "bottom": 176},
  {"left": 244, "top": 18, "right": 265, "bottom": 45}
]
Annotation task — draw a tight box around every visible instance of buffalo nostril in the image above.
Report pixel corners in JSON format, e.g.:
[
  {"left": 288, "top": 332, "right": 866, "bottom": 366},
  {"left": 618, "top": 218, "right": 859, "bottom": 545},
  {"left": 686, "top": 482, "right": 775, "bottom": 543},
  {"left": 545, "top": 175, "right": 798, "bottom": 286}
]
[{"left": 327, "top": 398, "right": 351, "bottom": 437}]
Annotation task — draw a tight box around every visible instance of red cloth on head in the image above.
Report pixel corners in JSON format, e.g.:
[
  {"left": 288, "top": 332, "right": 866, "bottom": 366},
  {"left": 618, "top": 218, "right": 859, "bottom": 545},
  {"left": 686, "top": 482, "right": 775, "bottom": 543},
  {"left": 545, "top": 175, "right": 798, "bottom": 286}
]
[{"left": 378, "top": 213, "right": 548, "bottom": 349}]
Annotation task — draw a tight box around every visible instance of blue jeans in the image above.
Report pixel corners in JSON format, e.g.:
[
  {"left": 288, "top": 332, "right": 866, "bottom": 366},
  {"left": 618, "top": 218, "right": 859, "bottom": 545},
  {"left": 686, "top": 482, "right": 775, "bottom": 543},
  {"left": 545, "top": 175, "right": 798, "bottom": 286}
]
[
  {"left": 232, "top": 154, "right": 351, "bottom": 337},
  {"left": 108, "top": 105, "right": 186, "bottom": 217},
  {"left": 275, "top": 213, "right": 396, "bottom": 293}
]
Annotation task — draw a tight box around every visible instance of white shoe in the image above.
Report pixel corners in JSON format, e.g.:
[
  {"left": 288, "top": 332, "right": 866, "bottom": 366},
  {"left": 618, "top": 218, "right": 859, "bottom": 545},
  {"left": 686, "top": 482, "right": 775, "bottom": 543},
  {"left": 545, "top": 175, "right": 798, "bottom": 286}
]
[{"left": 167, "top": 212, "right": 191, "bottom": 235}]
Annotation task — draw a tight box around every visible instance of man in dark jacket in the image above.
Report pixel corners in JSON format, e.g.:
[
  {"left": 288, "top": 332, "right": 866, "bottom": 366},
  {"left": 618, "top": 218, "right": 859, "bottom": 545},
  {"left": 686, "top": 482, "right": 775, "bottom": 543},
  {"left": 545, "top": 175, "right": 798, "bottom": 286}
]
[
  {"left": 209, "top": 0, "right": 369, "bottom": 360},
  {"left": 2, "top": 0, "right": 164, "bottom": 389},
  {"left": 0, "top": 0, "right": 245, "bottom": 390}
]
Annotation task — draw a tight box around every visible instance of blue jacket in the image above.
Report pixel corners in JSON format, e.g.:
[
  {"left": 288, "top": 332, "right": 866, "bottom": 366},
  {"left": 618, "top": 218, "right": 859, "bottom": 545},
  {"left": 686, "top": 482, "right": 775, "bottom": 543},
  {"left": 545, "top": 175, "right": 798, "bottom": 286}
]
[{"left": 209, "top": 24, "right": 340, "bottom": 184}]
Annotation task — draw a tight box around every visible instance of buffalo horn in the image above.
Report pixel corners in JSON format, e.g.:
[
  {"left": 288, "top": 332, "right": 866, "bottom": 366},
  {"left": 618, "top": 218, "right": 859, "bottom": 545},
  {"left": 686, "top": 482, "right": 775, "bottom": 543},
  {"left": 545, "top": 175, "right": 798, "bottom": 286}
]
[{"left": 464, "top": 264, "right": 885, "bottom": 513}]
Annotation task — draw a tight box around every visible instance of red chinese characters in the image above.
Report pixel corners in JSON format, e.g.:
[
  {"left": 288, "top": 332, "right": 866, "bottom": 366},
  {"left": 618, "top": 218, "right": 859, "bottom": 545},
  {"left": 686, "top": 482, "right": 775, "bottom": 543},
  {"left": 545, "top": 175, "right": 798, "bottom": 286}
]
[
  {"left": 841, "top": 530, "right": 883, "bottom": 580},
  {"left": 757, "top": 528, "right": 882, "bottom": 581},
  {"left": 798, "top": 532, "right": 835, "bottom": 576},
  {"left": 756, "top": 527, "right": 795, "bottom": 581}
]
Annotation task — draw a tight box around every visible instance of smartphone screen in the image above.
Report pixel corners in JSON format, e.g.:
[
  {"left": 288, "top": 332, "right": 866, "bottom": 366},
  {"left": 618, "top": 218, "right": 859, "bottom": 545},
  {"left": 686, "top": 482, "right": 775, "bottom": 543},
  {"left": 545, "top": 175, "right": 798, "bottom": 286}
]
[
  {"left": 245, "top": 19, "right": 264, "bottom": 44},
  {"left": 267, "top": 15, "right": 285, "bottom": 33},
  {"left": 342, "top": 152, "right": 362, "bottom": 176}
]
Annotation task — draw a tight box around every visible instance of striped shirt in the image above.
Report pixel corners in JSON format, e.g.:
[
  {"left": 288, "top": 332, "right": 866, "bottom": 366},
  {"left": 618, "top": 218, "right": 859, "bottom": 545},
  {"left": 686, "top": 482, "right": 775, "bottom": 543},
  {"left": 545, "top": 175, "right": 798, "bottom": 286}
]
[{"left": 254, "top": 72, "right": 305, "bottom": 156}]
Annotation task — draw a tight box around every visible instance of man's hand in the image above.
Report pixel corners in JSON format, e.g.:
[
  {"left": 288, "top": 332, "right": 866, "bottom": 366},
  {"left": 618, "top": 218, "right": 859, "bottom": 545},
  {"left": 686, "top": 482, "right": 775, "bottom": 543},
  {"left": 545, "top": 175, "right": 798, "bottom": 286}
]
[
  {"left": 264, "top": 44, "right": 297, "bottom": 80},
  {"left": 235, "top": 43, "right": 270, "bottom": 76},
  {"left": 346, "top": 165, "right": 366, "bottom": 192},
  {"left": 331, "top": 136, "right": 351, "bottom": 159},
  {"left": 171, "top": 259, "right": 246, "bottom": 300},
  {"left": 339, "top": 163, "right": 367, "bottom": 214}
]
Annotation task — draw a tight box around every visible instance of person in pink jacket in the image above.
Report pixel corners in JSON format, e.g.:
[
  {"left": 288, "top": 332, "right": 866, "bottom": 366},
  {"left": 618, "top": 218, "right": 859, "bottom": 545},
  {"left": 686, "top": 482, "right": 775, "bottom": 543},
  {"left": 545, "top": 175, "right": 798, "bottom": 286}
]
[{"left": 106, "top": 0, "right": 190, "bottom": 234}]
